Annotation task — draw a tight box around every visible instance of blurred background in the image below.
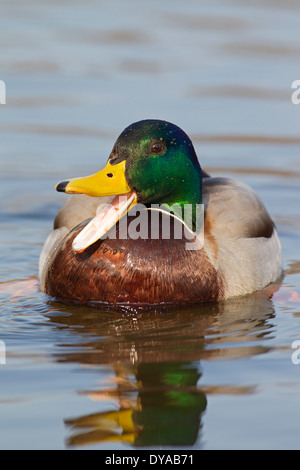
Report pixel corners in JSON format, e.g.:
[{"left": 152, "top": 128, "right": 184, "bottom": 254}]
[{"left": 1, "top": 0, "right": 300, "bottom": 450}]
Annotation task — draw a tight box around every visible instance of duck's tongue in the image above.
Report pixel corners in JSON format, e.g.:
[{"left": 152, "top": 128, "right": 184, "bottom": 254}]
[{"left": 72, "top": 190, "right": 137, "bottom": 253}]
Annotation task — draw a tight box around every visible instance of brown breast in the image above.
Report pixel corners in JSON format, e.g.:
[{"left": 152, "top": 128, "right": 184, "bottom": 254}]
[{"left": 45, "top": 211, "right": 223, "bottom": 307}]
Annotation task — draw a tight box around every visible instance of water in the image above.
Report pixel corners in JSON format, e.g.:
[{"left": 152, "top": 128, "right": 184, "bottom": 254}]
[{"left": 1, "top": 0, "right": 300, "bottom": 450}]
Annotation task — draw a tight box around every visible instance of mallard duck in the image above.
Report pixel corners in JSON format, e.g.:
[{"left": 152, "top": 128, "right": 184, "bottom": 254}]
[{"left": 39, "top": 119, "right": 282, "bottom": 307}]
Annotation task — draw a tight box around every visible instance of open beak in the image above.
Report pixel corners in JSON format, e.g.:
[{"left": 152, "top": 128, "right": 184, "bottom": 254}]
[{"left": 55, "top": 160, "right": 137, "bottom": 252}]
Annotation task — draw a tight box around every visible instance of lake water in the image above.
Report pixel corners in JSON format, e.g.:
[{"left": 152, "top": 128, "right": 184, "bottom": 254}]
[{"left": 1, "top": 0, "right": 300, "bottom": 450}]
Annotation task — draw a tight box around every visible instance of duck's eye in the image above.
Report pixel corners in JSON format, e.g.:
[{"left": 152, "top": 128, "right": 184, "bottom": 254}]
[{"left": 151, "top": 142, "right": 164, "bottom": 154}]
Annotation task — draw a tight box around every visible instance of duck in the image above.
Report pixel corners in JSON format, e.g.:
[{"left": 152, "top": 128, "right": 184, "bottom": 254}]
[{"left": 39, "top": 119, "right": 282, "bottom": 308}]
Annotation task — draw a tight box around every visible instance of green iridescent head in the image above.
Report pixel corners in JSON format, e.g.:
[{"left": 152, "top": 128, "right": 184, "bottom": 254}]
[{"left": 110, "top": 119, "right": 202, "bottom": 207}]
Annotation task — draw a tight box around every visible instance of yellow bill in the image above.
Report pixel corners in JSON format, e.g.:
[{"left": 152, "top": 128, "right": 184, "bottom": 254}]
[{"left": 56, "top": 160, "right": 137, "bottom": 252}]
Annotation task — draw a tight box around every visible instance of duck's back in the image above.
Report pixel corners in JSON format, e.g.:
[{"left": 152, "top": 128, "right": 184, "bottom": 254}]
[{"left": 202, "top": 176, "right": 282, "bottom": 299}]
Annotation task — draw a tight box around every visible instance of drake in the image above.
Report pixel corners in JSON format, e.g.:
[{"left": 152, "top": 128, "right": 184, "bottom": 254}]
[{"left": 39, "top": 119, "right": 282, "bottom": 307}]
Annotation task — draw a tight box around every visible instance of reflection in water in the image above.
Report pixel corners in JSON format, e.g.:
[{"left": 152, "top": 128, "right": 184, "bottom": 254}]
[
  {"left": 65, "top": 362, "right": 207, "bottom": 447},
  {"left": 46, "top": 286, "right": 279, "bottom": 448}
]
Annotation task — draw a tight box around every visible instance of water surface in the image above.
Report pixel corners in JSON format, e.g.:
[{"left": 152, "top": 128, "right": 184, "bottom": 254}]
[{"left": 1, "top": 0, "right": 300, "bottom": 450}]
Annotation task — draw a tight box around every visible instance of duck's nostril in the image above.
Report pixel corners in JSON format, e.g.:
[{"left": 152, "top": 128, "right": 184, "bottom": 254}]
[{"left": 107, "top": 173, "right": 113, "bottom": 178}]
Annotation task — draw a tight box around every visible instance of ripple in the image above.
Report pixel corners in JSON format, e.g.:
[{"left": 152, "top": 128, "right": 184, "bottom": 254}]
[
  {"left": 224, "top": 41, "right": 300, "bottom": 58},
  {"left": 191, "top": 134, "right": 300, "bottom": 146},
  {"left": 189, "top": 85, "right": 288, "bottom": 101},
  {"left": 164, "top": 13, "right": 248, "bottom": 31},
  {"left": 0, "top": 123, "right": 113, "bottom": 138},
  {"left": 204, "top": 166, "right": 300, "bottom": 178},
  {"left": 71, "top": 29, "right": 149, "bottom": 45}
]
